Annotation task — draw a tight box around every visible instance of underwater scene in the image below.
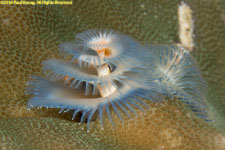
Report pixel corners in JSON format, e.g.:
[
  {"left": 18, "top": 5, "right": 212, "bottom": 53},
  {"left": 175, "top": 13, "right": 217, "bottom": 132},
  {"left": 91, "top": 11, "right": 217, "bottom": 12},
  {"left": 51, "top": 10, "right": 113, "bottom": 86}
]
[{"left": 0, "top": 0, "right": 225, "bottom": 149}]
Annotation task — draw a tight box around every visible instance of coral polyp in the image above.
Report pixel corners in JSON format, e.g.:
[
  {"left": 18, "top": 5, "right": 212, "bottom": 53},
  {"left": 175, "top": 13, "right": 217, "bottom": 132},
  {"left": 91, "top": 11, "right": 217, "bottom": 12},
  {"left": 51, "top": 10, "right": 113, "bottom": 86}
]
[{"left": 26, "top": 29, "right": 209, "bottom": 130}]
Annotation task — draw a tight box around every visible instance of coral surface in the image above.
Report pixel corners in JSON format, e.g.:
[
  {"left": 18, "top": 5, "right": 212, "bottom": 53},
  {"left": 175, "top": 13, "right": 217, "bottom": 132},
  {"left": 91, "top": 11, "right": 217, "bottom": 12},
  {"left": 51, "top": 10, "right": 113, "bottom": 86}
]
[{"left": 0, "top": 0, "right": 225, "bottom": 149}]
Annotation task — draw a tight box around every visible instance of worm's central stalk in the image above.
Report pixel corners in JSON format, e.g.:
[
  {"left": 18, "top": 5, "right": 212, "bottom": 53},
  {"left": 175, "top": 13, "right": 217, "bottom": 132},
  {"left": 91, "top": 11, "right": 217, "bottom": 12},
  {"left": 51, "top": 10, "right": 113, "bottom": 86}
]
[{"left": 96, "top": 63, "right": 116, "bottom": 97}]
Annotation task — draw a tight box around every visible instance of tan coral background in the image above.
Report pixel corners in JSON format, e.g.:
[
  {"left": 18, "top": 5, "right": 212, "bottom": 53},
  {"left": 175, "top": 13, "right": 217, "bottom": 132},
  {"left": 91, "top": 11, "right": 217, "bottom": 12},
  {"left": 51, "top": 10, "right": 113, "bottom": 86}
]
[{"left": 0, "top": 0, "right": 225, "bottom": 149}]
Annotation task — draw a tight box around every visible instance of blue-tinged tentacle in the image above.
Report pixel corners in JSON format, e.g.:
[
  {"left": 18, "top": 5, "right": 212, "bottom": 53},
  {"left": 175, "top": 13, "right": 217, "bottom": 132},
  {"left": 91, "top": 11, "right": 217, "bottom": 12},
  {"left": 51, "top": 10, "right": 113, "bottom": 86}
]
[
  {"left": 63, "top": 108, "right": 71, "bottom": 113},
  {"left": 87, "top": 109, "right": 97, "bottom": 131},
  {"left": 121, "top": 100, "right": 137, "bottom": 116},
  {"left": 129, "top": 96, "right": 149, "bottom": 109},
  {"left": 114, "top": 100, "right": 131, "bottom": 119},
  {"left": 74, "top": 80, "right": 82, "bottom": 88},
  {"left": 126, "top": 98, "right": 145, "bottom": 113},
  {"left": 196, "top": 114, "right": 209, "bottom": 118},
  {"left": 79, "top": 110, "right": 88, "bottom": 125},
  {"left": 99, "top": 104, "right": 104, "bottom": 129},
  {"left": 105, "top": 102, "right": 114, "bottom": 127},
  {"left": 110, "top": 100, "right": 123, "bottom": 121},
  {"left": 72, "top": 109, "right": 80, "bottom": 120},
  {"left": 69, "top": 79, "right": 78, "bottom": 88},
  {"left": 92, "top": 82, "right": 98, "bottom": 95},
  {"left": 85, "top": 82, "right": 90, "bottom": 96},
  {"left": 58, "top": 108, "right": 65, "bottom": 114}
]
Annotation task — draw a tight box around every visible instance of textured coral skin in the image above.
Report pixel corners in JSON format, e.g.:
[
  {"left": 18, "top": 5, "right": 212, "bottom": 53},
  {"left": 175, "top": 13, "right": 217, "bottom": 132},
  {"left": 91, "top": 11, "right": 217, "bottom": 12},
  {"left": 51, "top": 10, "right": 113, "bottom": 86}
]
[{"left": 0, "top": 0, "right": 225, "bottom": 149}]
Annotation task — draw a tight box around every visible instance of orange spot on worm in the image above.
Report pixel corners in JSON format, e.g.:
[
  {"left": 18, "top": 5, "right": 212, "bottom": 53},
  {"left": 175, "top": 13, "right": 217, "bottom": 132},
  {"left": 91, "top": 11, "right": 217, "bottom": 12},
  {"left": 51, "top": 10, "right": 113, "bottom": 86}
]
[
  {"left": 97, "top": 48, "right": 112, "bottom": 57},
  {"left": 64, "top": 76, "right": 69, "bottom": 80}
]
